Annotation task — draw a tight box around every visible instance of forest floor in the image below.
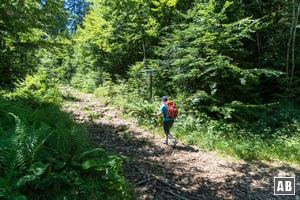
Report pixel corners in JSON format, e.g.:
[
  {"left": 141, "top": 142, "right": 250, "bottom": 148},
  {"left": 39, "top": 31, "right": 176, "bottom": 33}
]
[{"left": 62, "top": 87, "right": 300, "bottom": 200}]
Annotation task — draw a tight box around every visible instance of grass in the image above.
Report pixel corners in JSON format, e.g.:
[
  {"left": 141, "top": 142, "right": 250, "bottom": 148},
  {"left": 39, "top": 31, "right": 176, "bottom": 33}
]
[{"left": 96, "top": 83, "right": 300, "bottom": 166}]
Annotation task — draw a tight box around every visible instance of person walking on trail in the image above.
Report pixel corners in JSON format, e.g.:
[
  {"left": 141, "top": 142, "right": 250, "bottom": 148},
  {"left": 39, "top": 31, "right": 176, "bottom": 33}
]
[{"left": 154, "top": 96, "right": 177, "bottom": 145}]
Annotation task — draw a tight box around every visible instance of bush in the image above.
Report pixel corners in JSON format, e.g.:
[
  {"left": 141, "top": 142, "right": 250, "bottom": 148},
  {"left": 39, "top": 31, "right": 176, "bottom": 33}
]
[
  {"left": 70, "top": 70, "right": 100, "bottom": 93},
  {"left": 0, "top": 86, "right": 133, "bottom": 199},
  {"left": 89, "top": 70, "right": 300, "bottom": 165},
  {"left": 3, "top": 69, "right": 62, "bottom": 105}
]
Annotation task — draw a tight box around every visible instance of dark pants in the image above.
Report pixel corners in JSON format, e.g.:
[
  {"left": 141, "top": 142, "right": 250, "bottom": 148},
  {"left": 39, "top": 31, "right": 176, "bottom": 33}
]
[{"left": 163, "top": 120, "right": 174, "bottom": 136}]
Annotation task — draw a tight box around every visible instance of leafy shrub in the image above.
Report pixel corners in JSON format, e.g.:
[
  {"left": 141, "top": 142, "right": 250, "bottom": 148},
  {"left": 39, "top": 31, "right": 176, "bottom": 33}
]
[
  {"left": 89, "top": 67, "right": 300, "bottom": 164},
  {"left": 0, "top": 91, "right": 133, "bottom": 199},
  {"left": 94, "top": 73, "right": 121, "bottom": 105},
  {"left": 124, "top": 100, "right": 158, "bottom": 125},
  {"left": 4, "top": 69, "right": 62, "bottom": 104},
  {"left": 70, "top": 70, "right": 100, "bottom": 93},
  {"left": 113, "top": 88, "right": 300, "bottom": 164},
  {"left": 127, "top": 62, "right": 149, "bottom": 98}
]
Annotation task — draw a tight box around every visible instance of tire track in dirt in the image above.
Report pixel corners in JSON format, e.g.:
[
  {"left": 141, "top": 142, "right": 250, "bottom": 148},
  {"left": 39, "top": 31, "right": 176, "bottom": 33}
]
[{"left": 61, "top": 87, "right": 300, "bottom": 200}]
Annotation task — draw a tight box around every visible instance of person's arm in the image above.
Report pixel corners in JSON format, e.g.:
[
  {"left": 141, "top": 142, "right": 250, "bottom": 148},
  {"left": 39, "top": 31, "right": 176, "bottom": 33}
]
[
  {"left": 153, "top": 111, "right": 163, "bottom": 118},
  {"left": 153, "top": 105, "right": 164, "bottom": 117}
]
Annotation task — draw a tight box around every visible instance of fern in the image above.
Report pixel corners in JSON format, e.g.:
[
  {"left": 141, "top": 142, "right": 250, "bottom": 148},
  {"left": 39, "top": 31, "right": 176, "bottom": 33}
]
[
  {"left": 16, "top": 162, "right": 49, "bottom": 188},
  {"left": 126, "top": 101, "right": 157, "bottom": 124},
  {"left": 0, "top": 137, "right": 14, "bottom": 173},
  {"left": 0, "top": 113, "right": 50, "bottom": 197},
  {"left": 0, "top": 95, "right": 133, "bottom": 199},
  {"left": 10, "top": 113, "right": 31, "bottom": 171}
]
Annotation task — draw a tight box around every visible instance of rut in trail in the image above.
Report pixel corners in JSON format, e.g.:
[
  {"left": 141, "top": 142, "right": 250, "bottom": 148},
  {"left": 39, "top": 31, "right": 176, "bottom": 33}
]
[{"left": 62, "top": 88, "right": 300, "bottom": 200}]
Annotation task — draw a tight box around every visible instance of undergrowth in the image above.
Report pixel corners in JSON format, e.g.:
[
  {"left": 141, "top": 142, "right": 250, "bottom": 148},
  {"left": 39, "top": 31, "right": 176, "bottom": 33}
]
[
  {"left": 0, "top": 74, "right": 134, "bottom": 199},
  {"left": 94, "top": 82, "right": 300, "bottom": 165}
]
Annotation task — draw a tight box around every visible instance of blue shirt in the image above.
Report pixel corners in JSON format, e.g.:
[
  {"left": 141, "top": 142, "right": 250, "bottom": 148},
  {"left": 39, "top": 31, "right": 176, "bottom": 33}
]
[{"left": 160, "top": 104, "right": 174, "bottom": 122}]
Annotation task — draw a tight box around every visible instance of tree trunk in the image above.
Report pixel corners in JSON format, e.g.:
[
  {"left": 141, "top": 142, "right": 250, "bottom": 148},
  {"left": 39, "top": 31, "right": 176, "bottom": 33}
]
[
  {"left": 291, "top": 2, "right": 300, "bottom": 81},
  {"left": 256, "top": 32, "right": 260, "bottom": 63},
  {"left": 286, "top": 0, "right": 296, "bottom": 78}
]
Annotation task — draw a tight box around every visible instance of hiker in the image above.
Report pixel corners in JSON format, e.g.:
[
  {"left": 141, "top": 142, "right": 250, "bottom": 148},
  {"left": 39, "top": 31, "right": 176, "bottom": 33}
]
[{"left": 153, "top": 96, "right": 177, "bottom": 145}]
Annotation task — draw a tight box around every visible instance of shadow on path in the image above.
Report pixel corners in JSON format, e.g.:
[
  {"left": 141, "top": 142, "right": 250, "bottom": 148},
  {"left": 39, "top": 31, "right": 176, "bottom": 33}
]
[
  {"left": 86, "top": 121, "right": 300, "bottom": 200},
  {"left": 61, "top": 88, "right": 300, "bottom": 200}
]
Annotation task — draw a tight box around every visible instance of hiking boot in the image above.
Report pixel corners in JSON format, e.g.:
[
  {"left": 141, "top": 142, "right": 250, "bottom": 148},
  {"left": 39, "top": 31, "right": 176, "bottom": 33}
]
[
  {"left": 171, "top": 139, "right": 177, "bottom": 145},
  {"left": 163, "top": 139, "right": 168, "bottom": 145}
]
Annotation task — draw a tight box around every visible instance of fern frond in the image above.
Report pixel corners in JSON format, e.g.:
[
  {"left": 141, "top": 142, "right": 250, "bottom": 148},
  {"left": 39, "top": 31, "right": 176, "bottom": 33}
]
[
  {"left": 16, "top": 162, "right": 49, "bottom": 188},
  {"left": 70, "top": 125, "right": 89, "bottom": 155},
  {"left": 8, "top": 113, "right": 52, "bottom": 169},
  {"left": 8, "top": 113, "right": 26, "bottom": 136},
  {"left": 80, "top": 148, "right": 105, "bottom": 160},
  {"left": 9, "top": 113, "right": 29, "bottom": 171},
  {"left": 0, "top": 137, "right": 14, "bottom": 171}
]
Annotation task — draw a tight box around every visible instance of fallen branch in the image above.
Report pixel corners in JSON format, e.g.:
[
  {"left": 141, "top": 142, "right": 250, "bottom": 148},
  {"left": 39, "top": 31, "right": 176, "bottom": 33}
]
[
  {"left": 144, "top": 160, "right": 166, "bottom": 169},
  {"left": 164, "top": 190, "right": 192, "bottom": 200},
  {"left": 151, "top": 174, "right": 188, "bottom": 192},
  {"left": 135, "top": 177, "right": 153, "bottom": 186}
]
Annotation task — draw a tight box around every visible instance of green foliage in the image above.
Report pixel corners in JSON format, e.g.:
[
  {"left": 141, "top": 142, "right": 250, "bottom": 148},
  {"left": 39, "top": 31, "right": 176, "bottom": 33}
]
[
  {"left": 102, "top": 80, "right": 300, "bottom": 164},
  {"left": 79, "top": 148, "right": 132, "bottom": 199},
  {"left": 172, "top": 108, "right": 300, "bottom": 163},
  {"left": 2, "top": 0, "right": 300, "bottom": 196},
  {"left": 127, "top": 62, "right": 151, "bottom": 98},
  {"left": 95, "top": 84, "right": 158, "bottom": 125},
  {"left": 64, "top": 0, "right": 300, "bottom": 167},
  {"left": 4, "top": 69, "right": 62, "bottom": 105},
  {"left": 94, "top": 72, "right": 126, "bottom": 105},
  {"left": 71, "top": 70, "right": 100, "bottom": 93},
  {"left": 0, "top": 0, "right": 68, "bottom": 85},
  {"left": 67, "top": 0, "right": 300, "bottom": 124},
  {"left": 0, "top": 106, "right": 71, "bottom": 199},
  {"left": 0, "top": 87, "right": 133, "bottom": 199},
  {"left": 67, "top": 0, "right": 184, "bottom": 84},
  {"left": 124, "top": 100, "right": 158, "bottom": 125},
  {"left": 157, "top": 0, "right": 261, "bottom": 99}
]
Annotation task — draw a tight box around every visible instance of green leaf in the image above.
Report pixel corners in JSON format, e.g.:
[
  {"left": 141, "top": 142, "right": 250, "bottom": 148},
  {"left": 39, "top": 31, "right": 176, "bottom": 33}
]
[{"left": 81, "top": 159, "right": 105, "bottom": 171}]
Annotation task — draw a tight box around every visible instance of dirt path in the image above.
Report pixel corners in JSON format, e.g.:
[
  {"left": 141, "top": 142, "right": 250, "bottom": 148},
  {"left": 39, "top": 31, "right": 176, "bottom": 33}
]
[{"left": 62, "top": 88, "right": 300, "bottom": 200}]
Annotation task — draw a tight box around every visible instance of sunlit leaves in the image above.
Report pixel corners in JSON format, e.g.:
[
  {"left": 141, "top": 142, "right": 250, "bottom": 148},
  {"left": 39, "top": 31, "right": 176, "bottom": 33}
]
[
  {"left": 144, "top": 16, "right": 159, "bottom": 37},
  {"left": 153, "top": 0, "right": 177, "bottom": 7},
  {"left": 0, "top": 0, "right": 68, "bottom": 84},
  {"left": 156, "top": 0, "right": 266, "bottom": 107}
]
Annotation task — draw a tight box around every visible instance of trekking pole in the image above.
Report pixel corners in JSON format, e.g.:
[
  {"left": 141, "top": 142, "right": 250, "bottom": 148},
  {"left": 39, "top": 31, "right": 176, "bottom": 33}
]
[{"left": 151, "top": 116, "right": 158, "bottom": 142}]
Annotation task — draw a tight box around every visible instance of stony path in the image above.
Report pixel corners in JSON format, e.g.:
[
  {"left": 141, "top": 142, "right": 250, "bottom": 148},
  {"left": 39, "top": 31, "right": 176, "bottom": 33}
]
[{"left": 62, "top": 87, "right": 300, "bottom": 200}]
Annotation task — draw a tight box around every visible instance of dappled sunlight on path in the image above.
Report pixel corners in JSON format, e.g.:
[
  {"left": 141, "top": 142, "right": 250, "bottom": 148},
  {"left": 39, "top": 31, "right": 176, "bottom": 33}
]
[{"left": 62, "top": 87, "right": 300, "bottom": 200}]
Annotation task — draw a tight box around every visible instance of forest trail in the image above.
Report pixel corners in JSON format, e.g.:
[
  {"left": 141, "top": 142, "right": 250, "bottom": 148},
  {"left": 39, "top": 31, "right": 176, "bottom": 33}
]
[{"left": 61, "top": 87, "right": 300, "bottom": 200}]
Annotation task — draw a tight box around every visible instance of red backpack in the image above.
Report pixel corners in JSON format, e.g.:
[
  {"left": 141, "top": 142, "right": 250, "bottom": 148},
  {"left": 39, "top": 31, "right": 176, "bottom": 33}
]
[{"left": 166, "top": 100, "right": 178, "bottom": 118}]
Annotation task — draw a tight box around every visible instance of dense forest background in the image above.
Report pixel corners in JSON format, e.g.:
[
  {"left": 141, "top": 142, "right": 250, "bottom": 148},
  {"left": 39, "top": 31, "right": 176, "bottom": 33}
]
[
  {"left": 1, "top": 0, "right": 300, "bottom": 199},
  {"left": 2, "top": 0, "right": 300, "bottom": 104}
]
